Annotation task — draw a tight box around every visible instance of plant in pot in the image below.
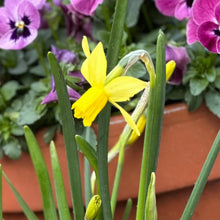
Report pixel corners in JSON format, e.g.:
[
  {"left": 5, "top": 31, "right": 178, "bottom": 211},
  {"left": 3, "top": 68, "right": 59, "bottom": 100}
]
[{"left": 0, "top": 0, "right": 220, "bottom": 219}]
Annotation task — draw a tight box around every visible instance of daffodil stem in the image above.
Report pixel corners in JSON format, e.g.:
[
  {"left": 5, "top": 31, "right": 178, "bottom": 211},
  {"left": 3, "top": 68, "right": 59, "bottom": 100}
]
[
  {"left": 181, "top": 130, "right": 220, "bottom": 220},
  {"left": 84, "top": 127, "right": 93, "bottom": 208},
  {"left": 136, "top": 30, "right": 166, "bottom": 220},
  {"left": 110, "top": 86, "right": 150, "bottom": 216},
  {"left": 97, "top": 0, "right": 128, "bottom": 219}
]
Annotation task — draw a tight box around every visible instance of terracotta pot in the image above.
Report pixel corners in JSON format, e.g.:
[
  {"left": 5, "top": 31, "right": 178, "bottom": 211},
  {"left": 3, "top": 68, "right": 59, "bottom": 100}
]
[{"left": 1, "top": 103, "right": 220, "bottom": 220}]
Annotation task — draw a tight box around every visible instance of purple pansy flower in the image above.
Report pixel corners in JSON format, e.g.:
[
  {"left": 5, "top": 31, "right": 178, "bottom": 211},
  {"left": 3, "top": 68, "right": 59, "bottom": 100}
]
[
  {"left": 42, "top": 46, "right": 85, "bottom": 104},
  {"left": 187, "top": 0, "right": 220, "bottom": 54},
  {"left": 41, "top": 72, "right": 82, "bottom": 104},
  {"left": 155, "top": 0, "right": 194, "bottom": 20},
  {"left": 0, "top": 0, "right": 40, "bottom": 50},
  {"left": 61, "top": 4, "right": 94, "bottom": 42},
  {"left": 70, "top": 0, "right": 103, "bottom": 16},
  {"left": 166, "top": 45, "right": 190, "bottom": 85}
]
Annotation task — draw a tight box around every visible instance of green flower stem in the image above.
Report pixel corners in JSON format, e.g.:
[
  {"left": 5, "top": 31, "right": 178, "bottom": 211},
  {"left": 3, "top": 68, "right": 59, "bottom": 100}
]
[
  {"left": 110, "top": 85, "right": 150, "bottom": 216},
  {"left": 84, "top": 128, "right": 93, "bottom": 208},
  {"left": 136, "top": 31, "right": 166, "bottom": 220},
  {"left": 97, "top": 0, "right": 128, "bottom": 219},
  {"left": 48, "top": 52, "right": 84, "bottom": 220},
  {"left": 181, "top": 130, "right": 220, "bottom": 220}
]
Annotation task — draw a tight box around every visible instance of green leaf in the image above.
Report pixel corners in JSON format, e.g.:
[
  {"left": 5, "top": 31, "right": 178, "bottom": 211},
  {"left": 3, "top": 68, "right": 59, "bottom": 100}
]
[
  {"left": 181, "top": 131, "right": 220, "bottom": 219},
  {"left": 1, "top": 81, "right": 20, "bottom": 101},
  {"left": 44, "top": 126, "right": 57, "bottom": 143},
  {"left": 24, "top": 126, "right": 58, "bottom": 220},
  {"left": 184, "top": 91, "right": 203, "bottom": 112},
  {"left": 214, "top": 70, "right": 220, "bottom": 89},
  {"left": 122, "top": 199, "right": 133, "bottom": 220},
  {"left": 48, "top": 52, "right": 84, "bottom": 220},
  {"left": 126, "top": 0, "right": 144, "bottom": 27},
  {"left": 50, "top": 141, "right": 71, "bottom": 220},
  {"left": 11, "top": 124, "right": 24, "bottom": 136},
  {"left": 2, "top": 171, "right": 38, "bottom": 220},
  {"left": 17, "top": 92, "right": 46, "bottom": 125},
  {"left": 3, "top": 139, "right": 21, "bottom": 160},
  {"left": 75, "top": 135, "right": 98, "bottom": 173},
  {"left": 205, "top": 68, "right": 216, "bottom": 83},
  {"left": 24, "top": 49, "right": 38, "bottom": 65},
  {"left": 126, "top": 61, "right": 147, "bottom": 78},
  {"left": 29, "top": 64, "right": 46, "bottom": 76},
  {"left": 145, "top": 172, "right": 157, "bottom": 220},
  {"left": 190, "top": 78, "right": 209, "bottom": 96},
  {"left": 205, "top": 91, "right": 220, "bottom": 118},
  {"left": 8, "top": 60, "right": 28, "bottom": 75},
  {"left": 136, "top": 30, "right": 166, "bottom": 220}
]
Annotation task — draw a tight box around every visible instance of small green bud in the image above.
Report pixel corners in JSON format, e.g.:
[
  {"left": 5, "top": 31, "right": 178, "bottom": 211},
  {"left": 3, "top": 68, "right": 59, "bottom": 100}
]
[
  {"left": 145, "top": 172, "right": 157, "bottom": 220},
  {"left": 85, "top": 195, "right": 102, "bottom": 220}
]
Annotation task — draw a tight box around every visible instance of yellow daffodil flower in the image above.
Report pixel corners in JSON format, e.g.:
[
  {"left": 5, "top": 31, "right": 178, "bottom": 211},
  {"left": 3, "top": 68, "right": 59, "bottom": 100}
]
[{"left": 72, "top": 37, "right": 147, "bottom": 135}]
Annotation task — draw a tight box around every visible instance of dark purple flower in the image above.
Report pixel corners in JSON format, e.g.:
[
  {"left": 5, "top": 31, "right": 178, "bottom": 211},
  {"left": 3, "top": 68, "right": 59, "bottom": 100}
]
[
  {"left": 155, "top": 0, "right": 194, "bottom": 20},
  {"left": 0, "top": 0, "right": 40, "bottom": 50},
  {"left": 187, "top": 0, "right": 220, "bottom": 53},
  {"left": 51, "top": 45, "right": 78, "bottom": 64},
  {"left": 166, "top": 45, "right": 190, "bottom": 85},
  {"left": 42, "top": 46, "right": 85, "bottom": 104},
  {"left": 41, "top": 71, "right": 82, "bottom": 104},
  {"left": 61, "top": 4, "right": 94, "bottom": 42},
  {"left": 70, "top": 0, "right": 103, "bottom": 16}
]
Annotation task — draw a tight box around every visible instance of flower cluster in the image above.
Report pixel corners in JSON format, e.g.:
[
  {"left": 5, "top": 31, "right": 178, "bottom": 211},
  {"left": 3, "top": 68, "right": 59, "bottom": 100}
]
[{"left": 155, "top": 0, "right": 220, "bottom": 54}]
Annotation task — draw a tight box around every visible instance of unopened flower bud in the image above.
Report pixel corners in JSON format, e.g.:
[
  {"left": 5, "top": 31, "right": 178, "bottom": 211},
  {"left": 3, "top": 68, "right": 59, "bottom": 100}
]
[
  {"left": 85, "top": 195, "right": 101, "bottom": 220},
  {"left": 166, "top": 60, "right": 176, "bottom": 82},
  {"left": 127, "top": 114, "right": 146, "bottom": 145}
]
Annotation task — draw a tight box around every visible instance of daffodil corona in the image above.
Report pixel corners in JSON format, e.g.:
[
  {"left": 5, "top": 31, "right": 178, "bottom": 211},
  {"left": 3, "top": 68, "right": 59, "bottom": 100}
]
[{"left": 72, "top": 37, "right": 147, "bottom": 135}]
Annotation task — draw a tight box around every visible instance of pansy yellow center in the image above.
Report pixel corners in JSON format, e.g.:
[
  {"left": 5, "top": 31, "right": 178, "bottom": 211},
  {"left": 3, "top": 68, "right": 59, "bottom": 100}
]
[{"left": 15, "top": 21, "right": 25, "bottom": 30}]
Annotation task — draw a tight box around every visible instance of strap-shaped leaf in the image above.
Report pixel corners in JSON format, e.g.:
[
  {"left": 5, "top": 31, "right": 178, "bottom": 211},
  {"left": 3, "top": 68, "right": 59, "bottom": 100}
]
[
  {"left": 24, "top": 126, "right": 57, "bottom": 220},
  {"left": 47, "top": 52, "right": 84, "bottom": 220},
  {"left": 75, "top": 135, "right": 98, "bottom": 174},
  {"left": 2, "top": 171, "right": 38, "bottom": 220},
  {"left": 50, "top": 141, "right": 71, "bottom": 220}
]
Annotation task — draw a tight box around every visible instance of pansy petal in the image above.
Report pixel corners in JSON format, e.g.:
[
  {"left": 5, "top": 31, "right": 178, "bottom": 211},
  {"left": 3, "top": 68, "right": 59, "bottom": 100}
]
[
  {"left": 186, "top": 19, "right": 199, "bottom": 44},
  {"left": 215, "top": 2, "right": 220, "bottom": 23},
  {"left": 105, "top": 76, "right": 147, "bottom": 102},
  {"left": 110, "top": 100, "right": 140, "bottom": 136},
  {"left": 0, "top": 28, "right": 38, "bottom": 50},
  {"left": 154, "top": 0, "right": 179, "bottom": 17},
  {"left": 71, "top": 0, "right": 103, "bottom": 16},
  {"left": 174, "top": 1, "right": 192, "bottom": 20},
  {"left": 17, "top": 1, "right": 40, "bottom": 29},
  {"left": 0, "top": 8, "right": 12, "bottom": 35},
  {"left": 198, "top": 21, "right": 219, "bottom": 53},
  {"left": 192, "top": 0, "right": 219, "bottom": 24},
  {"left": 81, "top": 41, "right": 107, "bottom": 87}
]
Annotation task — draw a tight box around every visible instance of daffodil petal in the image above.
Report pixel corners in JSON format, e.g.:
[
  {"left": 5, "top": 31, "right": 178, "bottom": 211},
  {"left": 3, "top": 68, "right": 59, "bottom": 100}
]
[
  {"left": 110, "top": 100, "right": 140, "bottom": 136},
  {"left": 81, "top": 41, "right": 107, "bottom": 87},
  {"left": 72, "top": 87, "right": 108, "bottom": 126},
  {"left": 105, "top": 76, "right": 147, "bottom": 102},
  {"left": 82, "top": 36, "right": 91, "bottom": 57}
]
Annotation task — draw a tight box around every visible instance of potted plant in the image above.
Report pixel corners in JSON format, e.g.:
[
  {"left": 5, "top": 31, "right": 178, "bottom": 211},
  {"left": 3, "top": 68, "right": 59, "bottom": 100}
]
[{"left": 0, "top": 0, "right": 220, "bottom": 220}]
